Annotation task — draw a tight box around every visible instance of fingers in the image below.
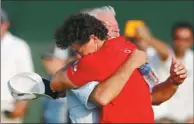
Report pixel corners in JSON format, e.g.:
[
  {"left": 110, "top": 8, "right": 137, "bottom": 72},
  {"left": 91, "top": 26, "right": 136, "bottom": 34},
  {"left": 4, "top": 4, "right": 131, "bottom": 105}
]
[
  {"left": 174, "top": 65, "right": 185, "bottom": 73},
  {"left": 170, "top": 61, "right": 187, "bottom": 83},
  {"left": 171, "top": 61, "right": 184, "bottom": 73},
  {"left": 170, "top": 70, "right": 187, "bottom": 83},
  {"left": 171, "top": 74, "right": 187, "bottom": 83},
  {"left": 179, "top": 73, "right": 187, "bottom": 78},
  {"left": 136, "top": 25, "right": 151, "bottom": 39},
  {"left": 171, "top": 72, "right": 187, "bottom": 79},
  {"left": 176, "top": 69, "right": 187, "bottom": 75},
  {"left": 171, "top": 65, "right": 187, "bottom": 76},
  {"left": 174, "top": 61, "right": 181, "bottom": 69}
]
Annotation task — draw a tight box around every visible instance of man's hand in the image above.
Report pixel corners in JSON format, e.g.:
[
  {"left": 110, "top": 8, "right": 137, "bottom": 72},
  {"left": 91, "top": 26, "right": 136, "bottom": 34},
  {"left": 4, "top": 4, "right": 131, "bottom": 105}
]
[
  {"left": 151, "top": 56, "right": 187, "bottom": 105},
  {"left": 169, "top": 56, "right": 187, "bottom": 85},
  {"left": 136, "top": 25, "right": 152, "bottom": 41},
  {"left": 3, "top": 101, "right": 28, "bottom": 118},
  {"left": 136, "top": 24, "right": 170, "bottom": 61},
  {"left": 129, "top": 49, "right": 148, "bottom": 69}
]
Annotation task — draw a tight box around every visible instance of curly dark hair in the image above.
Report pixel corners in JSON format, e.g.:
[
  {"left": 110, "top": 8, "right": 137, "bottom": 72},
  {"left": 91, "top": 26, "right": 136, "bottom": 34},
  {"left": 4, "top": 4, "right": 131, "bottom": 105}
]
[{"left": 55, "top": 13, "right": 108, "bottom": 50}]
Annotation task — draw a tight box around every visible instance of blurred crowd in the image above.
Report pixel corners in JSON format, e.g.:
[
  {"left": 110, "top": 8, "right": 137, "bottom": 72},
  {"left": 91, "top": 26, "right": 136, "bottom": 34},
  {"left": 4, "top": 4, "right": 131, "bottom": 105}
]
[{"left": 1, "top": 5, "right": 193, "bottom": 124}]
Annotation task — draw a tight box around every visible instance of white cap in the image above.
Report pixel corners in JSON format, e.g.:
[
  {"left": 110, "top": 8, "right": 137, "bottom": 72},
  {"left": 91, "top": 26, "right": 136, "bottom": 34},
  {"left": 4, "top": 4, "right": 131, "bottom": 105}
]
[{"left": 8, "top": 72, "right": 45, "bottom": 94}]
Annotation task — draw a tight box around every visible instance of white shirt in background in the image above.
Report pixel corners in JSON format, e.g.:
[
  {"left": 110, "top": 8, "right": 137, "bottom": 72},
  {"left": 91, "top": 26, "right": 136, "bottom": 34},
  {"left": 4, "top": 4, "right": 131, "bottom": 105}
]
[
  {"left": 147, "top": 47, "right": 193, "bottom": 122},
  {"left": 1, "top": 32, "right": 34, "bottom": 112}
]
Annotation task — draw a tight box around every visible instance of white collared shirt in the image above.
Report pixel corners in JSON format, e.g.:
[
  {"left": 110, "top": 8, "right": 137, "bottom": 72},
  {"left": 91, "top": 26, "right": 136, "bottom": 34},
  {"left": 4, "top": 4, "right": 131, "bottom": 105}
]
[
  {"left": 147, "top": 47, "right": 193, "bottom": 122},
  {"left": 1, "top": 32, "right": 34, "bottom": 112},
  {"left": 67, "top": 81, "right": 100, "bottom": 123}
]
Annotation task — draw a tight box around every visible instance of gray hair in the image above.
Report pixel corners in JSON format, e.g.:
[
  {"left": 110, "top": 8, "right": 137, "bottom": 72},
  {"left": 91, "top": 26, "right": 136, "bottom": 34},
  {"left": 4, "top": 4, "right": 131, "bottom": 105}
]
[
  {"left": 0, "top": 9, "right": 9, "bottom": 22},
  {"left": 80, "top": 6, "right": 116, "bottom": 18}
]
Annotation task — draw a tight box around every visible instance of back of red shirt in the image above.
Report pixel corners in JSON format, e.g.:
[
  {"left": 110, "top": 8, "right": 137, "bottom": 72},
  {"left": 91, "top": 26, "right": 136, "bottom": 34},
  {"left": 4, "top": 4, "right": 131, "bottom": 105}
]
[{"left": 67, "top": 36, "right": 154, "bottom": 123}]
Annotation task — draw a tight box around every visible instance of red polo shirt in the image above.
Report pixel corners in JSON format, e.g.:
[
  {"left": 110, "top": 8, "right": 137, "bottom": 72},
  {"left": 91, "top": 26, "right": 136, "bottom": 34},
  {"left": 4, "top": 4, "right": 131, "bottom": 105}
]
[{"left": 67, "top": 36, "right": 154, "bottom": 123}]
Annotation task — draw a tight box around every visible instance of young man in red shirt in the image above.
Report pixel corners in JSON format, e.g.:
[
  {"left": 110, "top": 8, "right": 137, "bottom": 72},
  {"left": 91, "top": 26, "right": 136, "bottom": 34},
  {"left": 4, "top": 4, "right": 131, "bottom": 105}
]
[{"left": 50, "top": 13, "right": 187, "bottom": 123}]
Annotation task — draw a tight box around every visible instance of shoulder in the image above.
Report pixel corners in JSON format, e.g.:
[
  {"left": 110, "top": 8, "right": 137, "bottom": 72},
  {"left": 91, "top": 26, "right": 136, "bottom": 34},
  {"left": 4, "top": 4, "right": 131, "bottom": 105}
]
[
  {"left": 6, "top": 33, "right": 31, "bottom": 55},
  {"left": 73, "top": 53, "right": 104, "bottom": 75},
  {"left": 185, "top": 49, "right": 193, "bottom": 66},
  {"left": 186, "top": 49, "right": 193, "bottom": 58},
  {"left": 10, "top": 33, "right": 30, "bottom": 49},
  {"left": 112, "top": 36, "right": 136, "bottom": 48},
  {"left": 184, "top": 49, "right": 193, "bottom": 65},
  {"left": 185, "top": 49, "right": 193, "bottom": 77},
  {"left": 77, "top": 55, "right": 98, "bottom": 68}
]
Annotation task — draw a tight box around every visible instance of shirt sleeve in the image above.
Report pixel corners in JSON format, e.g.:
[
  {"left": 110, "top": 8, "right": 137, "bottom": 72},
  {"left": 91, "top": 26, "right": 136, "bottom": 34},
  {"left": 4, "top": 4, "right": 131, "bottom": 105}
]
[
  {"left": 66, "top": 56, "right": 100, "bottom": 87},
  {"left": 71, "top": 81, "right": 99, "bottom": 109}
]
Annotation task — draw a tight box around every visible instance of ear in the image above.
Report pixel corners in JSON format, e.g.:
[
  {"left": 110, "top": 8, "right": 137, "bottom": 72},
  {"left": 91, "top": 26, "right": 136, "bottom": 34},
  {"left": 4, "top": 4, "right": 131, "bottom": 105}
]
[{"left": 89, "top": 35, "right": 99, "bottom": 44}]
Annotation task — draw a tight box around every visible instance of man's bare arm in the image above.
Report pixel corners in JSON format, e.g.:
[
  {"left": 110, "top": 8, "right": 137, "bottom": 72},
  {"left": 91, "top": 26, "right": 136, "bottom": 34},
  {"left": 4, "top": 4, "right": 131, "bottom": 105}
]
[
  {"left": 137, "top": 25, "right": 170, "bottom": 61},
  {"left": 147, "top": 37, "right": 170, "bottom": 61},
  {"left": 90, "top": 54, "right": 187, "bottom": 106},
  {"left": 89, "top": 49, "right": 147, "bottom": 105},
  {"left": 50, "top": 60, "right": 78, "bottom": 92},
  {"left": 43, "top": 58, "right": 67, "bottom": 76},
  {"left": 5, "top": 101, "right": 28, "bottom": 118},
  {"left": 151, "top": 77, "right": 178, "bottom": 105}
]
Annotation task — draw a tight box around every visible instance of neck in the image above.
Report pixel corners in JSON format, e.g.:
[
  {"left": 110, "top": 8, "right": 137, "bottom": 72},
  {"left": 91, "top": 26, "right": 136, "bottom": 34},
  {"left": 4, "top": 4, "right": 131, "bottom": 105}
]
[
  {"left": 174, "top": 50, "right": 185, "bottom": 60},
  {"left": 97, "top": 40, "right": 105, "bottom": 50},
  {"left": 1, "top": 31, "right": 7, "bottom": 41}
]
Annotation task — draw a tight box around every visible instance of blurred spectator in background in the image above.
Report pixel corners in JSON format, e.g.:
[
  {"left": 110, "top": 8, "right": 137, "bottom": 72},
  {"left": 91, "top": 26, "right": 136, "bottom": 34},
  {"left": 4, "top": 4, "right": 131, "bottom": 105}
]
[
  {"left": 1, "top": 9, "right": 34, "bottom": 123},
  {"left": 125, "top": 21, "right": 193, "bottom": 122},
  {"left": 40, "top": 44, "right": 76, "bottom": 123},
  {"left": 165, "top": 22, "right": 193, "bottom": 122}
]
